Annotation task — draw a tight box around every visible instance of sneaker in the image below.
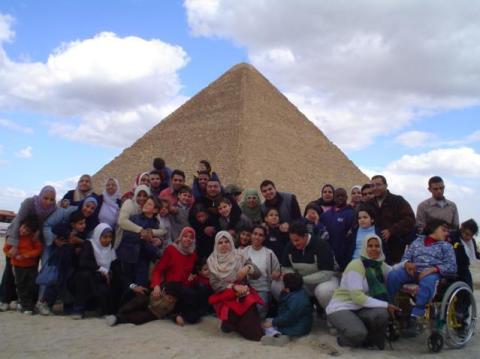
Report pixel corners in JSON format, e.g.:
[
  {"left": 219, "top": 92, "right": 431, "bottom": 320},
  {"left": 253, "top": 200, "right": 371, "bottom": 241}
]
[
  {"left": 9, "top": 301, "right": 18, "bottom": 311},
  {"left": 260, "top": 334, "right": 290, "bottom": 347},
  {"left": 35, "top": 301, "right": 52, "bottom": 316},
  {"left": 71, "top": 313, "right": 83, "bottom": 320},
  {"left": 220, "top": 321, "right": 234, "bottom": 333},
  {"left": 16, "top": 303, "right": 23, "bottom": 313},
  {"left": 105, "top": 315, "right": 117, "bottom": 326},
  {"left": 403, "top": 316, "right": 420, "bottom": 338},
  {"left": 0, "top": 302, "right": 9, "bottom": 312},
  {"left": 22, "top": 310, "right": 34, "bottom": 315}
]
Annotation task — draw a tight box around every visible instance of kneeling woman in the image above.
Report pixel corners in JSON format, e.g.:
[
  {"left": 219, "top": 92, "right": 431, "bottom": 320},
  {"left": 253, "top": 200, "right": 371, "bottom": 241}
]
[
  {"left": 207, "top": 231, "right": 264, "bottom": 341},
  {"left": 326, "top": 235, "right": 399, "bottom": 350},
  {"left": 72, "top": 223, "right": 116, "bottom": 318},
  {"left": 150, "top": 227, "right": 210, "bottom": 325}
]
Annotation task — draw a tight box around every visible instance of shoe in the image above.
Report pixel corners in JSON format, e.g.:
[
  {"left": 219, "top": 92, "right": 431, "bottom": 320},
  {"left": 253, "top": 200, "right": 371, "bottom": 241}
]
[
  {"left": 22, "top": 310, "right": 34, "bottom": 315},
  {"left": 403, "top": 316, "right": 420, "bottom": 338},
  {"left": 9, "top": 301, "right": 17, "bottom": 311},
  {"left": 71, "top": 313, "right": 83, "bottom": 320},
  {"left": 220, "top": 321, "right": 234, "bottom": 333},
  {"left": 260, "top": 334, "right": 290, "bottom": 347},
  {"left": 105, "top": 315, "right": 117, "bottom": 326},
  {"left": 16, "top": 303, "right": 23, "bottom": 313},
  {"left": 35, "top": 302, "right": 52, "bottom": 316},
  {"left": 0, "top": 302, "right": 9, "bottom": 312}
]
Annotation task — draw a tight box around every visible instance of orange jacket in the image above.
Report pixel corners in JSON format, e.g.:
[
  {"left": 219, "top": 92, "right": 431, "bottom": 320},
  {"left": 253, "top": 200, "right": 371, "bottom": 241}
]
[{"left": 3, "top": 235, "right": 43, "bottom": 267}]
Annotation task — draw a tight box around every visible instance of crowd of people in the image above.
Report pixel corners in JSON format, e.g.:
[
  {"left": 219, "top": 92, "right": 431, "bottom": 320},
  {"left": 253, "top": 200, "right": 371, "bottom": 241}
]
[{"left": 1, "top": 157, "right": 478, "bottom": 350}]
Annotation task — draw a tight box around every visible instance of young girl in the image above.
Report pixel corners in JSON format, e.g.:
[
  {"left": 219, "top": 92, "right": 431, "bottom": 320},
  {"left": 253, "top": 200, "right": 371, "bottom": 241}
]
[
  {"left": 218, "top": 197, "right": 252, "bottom": 237},
  {"left": 72, "top": 223, "right": 116, "bottom": 318},
  {"left": 345, "top": 205, "right": 379, "bottom": 264},
  {"left": 242, "top": 225, "right": 281, "bottom": 319},
  {"left": 263, "top": 208, "right": 289, "bottom": 261}
]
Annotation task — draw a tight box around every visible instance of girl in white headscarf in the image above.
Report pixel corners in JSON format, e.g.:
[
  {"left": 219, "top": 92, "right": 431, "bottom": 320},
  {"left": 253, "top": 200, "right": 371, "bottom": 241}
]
[{"left": 72, "top": 223, "right": 116, "bottom": 319}]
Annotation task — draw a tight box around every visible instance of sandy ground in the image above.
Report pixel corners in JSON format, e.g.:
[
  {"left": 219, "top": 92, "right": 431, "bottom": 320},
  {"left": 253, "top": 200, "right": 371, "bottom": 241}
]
[{"left": 1, "top": 236, "right": 479, "bottom": 359}]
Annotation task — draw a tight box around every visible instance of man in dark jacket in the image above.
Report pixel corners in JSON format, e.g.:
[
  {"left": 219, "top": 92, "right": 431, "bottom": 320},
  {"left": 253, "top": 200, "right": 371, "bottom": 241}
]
[{"left": 368, "top": 175, "right": 415, "bottom": 264}]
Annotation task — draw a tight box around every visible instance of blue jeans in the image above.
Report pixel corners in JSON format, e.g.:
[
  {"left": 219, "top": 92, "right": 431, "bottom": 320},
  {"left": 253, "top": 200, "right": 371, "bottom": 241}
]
[{"left": 387, "top": 268, "right": 440, "bottom": 317}]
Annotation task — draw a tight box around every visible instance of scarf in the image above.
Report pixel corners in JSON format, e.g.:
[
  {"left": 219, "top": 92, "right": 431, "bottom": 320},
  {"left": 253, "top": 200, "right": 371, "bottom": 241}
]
[
  {"left": 132, "top": 185, "right": 151, "bottom": 212},
  {"left": 360, "top": 234, "right": 388, "bottom": 302},
  {"left": 88, "top": 223, "right": 116, "bottom": 273},
  {"left": 33, "top": 185, "right": 57, "bottom": 220},
  {"left": 207, "top": 231, "right": 247, "bottom": 282},
  {"left": 173, "top": 227, "right": 196, "bottom": 255},
  {"left": 73, "top": 174, "right": 94, "bottom": 203},
  {"left": 240, "top": 188, "right": 262, "bottom": 223},
  {"left": 132, "top": 172, "right": 150, "bottom": 191},
  {"left": 98, "top": 178, "right": 120, "bottom": 227}
]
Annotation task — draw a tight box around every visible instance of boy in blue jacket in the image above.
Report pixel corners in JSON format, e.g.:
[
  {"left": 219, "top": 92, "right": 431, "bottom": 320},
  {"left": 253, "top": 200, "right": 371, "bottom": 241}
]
[{"left": 261, "top": 272, "right": 313, "bottom": 346}]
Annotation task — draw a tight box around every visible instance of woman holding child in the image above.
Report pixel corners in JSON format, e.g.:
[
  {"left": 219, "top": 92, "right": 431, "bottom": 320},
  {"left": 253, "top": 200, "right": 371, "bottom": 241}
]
[{"left": 207, "top": 231, "right": 264, "bottom": 341}]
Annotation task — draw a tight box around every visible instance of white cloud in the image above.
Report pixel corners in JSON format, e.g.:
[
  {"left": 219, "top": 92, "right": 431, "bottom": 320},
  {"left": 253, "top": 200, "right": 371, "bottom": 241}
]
[
  {"left": 0, "top": 118, "right": 33, "bottom": 134},
  {"left": 0, "top": 187, "right": 29, "bottom": 211},
  {"left": 44, "top": 175, "right": 80, "bottom": 200},
  {"left": 0, "top": 14, "right": 189, "bottom": 147},
  {"left": 395, "top": 131, "right": 437, "bottom": 148},
  {"left": 386, "top": 147, "right": 480, "bottom": 177},
  {"left": 15, "top": 145, "right": 33, "bottom": 158},
  {"left": 0, "top": 13, "right": 14, "bottom": 43},
  {"left": 185, "top": 0, "right": 480, "bottom": 149}
]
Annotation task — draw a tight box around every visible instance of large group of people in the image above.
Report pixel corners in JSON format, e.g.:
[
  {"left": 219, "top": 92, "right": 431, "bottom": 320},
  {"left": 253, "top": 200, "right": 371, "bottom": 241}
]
[{"left": 1, "top": 158, "right": 478, "bottom": 350}]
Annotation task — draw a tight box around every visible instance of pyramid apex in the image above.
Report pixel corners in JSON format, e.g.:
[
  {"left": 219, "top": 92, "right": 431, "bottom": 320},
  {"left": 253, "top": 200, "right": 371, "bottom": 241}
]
[{"left": 228, "top": 62, "right": 259, "bottom": 73}]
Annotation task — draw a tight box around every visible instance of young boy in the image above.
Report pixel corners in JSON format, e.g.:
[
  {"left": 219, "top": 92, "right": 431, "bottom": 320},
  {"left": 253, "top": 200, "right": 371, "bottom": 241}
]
[
  {"left": 450, "top": 219, "right": 479, "bottom": 289},
  {"left": 149, "top": 170, "right": 164, "bottom": 198},
  {"left": 189, "top": 203, "right": 217, "bottom": 258},
  {"left": 169, "top": 185, "right": 193, "bottom": 242},
  {"left": 3, "top": 216, "right": 42, "bottom": 314},
  {"left": 237, "top": 226, "right": 252, "bottom": 249},
  {"left": 261, "top": 273, "right": 313, "bottom": 346},
  {"left": 387, "top": 218, "right": 457, "bottom": 336}
]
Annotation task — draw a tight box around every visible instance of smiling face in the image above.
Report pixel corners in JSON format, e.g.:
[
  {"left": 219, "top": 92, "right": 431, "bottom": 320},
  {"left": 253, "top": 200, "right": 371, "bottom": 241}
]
[
  {"left": 78, "top": 175, "right": 92, "bottom": 192},
  {"left": 371, "top": 177, "right": 387, "bottom": 197},
  {"left": 198, "top": 173, "right": 210, "bottom": 190},
  {"left": 246, "top": 195, "right": 258, "bottom": 208},
  {"left": 251, "top": 227, "right": 265, "bottom": 249},
  {"left": 142, "top": 198, "right": 158, "bottom": 216},
  {"left": 180, "top": 231, "right": 194, "bottom": 248},
  {"left": 82, "top": 201, "right": 97, "bottom": 217},
  {"left": 239, "top": 230, "right": 252, "bottom": 246},
  {"left": 305, "top": 208, "right": 319, "bottom": 223},
  {"left": 171, "top": 174, "right": 185, "bottom": 191},
  {"left": 135, "top": 190, "right": 149, "bottom": 207},
  {"left": 72, "top": 218, "right": 87, "bottom": 233},
  {"left": 260, "top": 184, "right": 276, "bottom": 201},
  {"left": 264, "top": 209, "right": 280, "bottom": 227},
  {"left": 351, "top": 187, "right": 362, "bottom": 204},
  {"left": 206, "top": 181, "right": 221, "bottom": 197},
  {"left": 361, "top": 186, "right": 374, "bottom": 202},
  {"left": 217, "top": 237, "right": 232, "bottom": 254},
  {"left": 322, "top": 186, "right": 334, "bottom": 202},
  {"left": 19, "top": 224, "right": 33, "bottom": 237},
  {"left": 149, "top": 173, "right": 161, "bottom": 189},
  {"left": 289, "top": 233, "right": 308, "bottom": 250},
  {"left": 105, "top": 179, "right": 118, "bottom": 196},
  {"left": 100, "top": 231, "right": 113, "bottom": 247},
  {"left": 140, "top": 174, "right": 150, "bottom": 186},
  {"left": 218, "top": 201, "right": 232, "bottom": 218},
  {"left": 40, "top": 191, "right": 56, "bottom": 209},
  {"left": 366, "top": 237, "right": 381, "bottom": 260},
  {"left": 334, "top": 188, "right": 347, "bottom": 207}
]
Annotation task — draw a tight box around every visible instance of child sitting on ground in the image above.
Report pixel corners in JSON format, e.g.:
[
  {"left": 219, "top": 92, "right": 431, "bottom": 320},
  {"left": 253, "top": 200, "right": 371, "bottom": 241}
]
[
  {"left": 3, "top": 216, "right": 42, "bottom": 314},
  {"left": 106, "top": 282, "right": 180, "bottom": 326},
  {"left": 261, "top": 272, "right": 313, "bottom": 346},
  {"left": 387, "top": 218, "right": 457, "bottom": 337}
]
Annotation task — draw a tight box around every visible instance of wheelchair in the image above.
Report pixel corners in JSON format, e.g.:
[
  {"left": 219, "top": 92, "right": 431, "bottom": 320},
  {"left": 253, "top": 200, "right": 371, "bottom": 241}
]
[{"left": 386, "top": 279, "right": 477, "bottom": 353}]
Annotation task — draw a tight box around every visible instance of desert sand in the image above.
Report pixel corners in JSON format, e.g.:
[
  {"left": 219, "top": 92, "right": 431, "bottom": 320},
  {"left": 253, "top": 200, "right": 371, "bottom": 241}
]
[{"left": 1, "top": 236, "right": 479, "bottom": 359}]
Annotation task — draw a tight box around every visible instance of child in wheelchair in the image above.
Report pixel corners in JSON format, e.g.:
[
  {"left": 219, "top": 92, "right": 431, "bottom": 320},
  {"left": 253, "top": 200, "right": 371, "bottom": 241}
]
[{"left": 387, "top": 219, "right": 457, "bottom": 337}]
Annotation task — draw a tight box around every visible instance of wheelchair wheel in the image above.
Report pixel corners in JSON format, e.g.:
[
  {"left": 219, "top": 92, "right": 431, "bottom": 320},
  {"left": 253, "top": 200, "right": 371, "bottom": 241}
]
[
  {"left": 427, "top": 332, "right": 444, "bottom": 353},
  {"left": 440, "top": 281, "right": 477, "bottom": 348}
]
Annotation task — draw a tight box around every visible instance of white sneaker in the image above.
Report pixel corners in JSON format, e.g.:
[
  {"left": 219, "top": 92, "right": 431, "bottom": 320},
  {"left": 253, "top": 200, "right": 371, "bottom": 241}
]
[
  {"left": 16, "top": 303, "right": 23, "bottom": 313},
  {"left": 0, "top": 302, "right": 9, "bottom": 311},
  {"left": 35, "top": 302, "right": 52, "bottom": 316},
  {"left": 105, "top": 315, "right": 117, "bottom": 326},
  {"left": 9, "top": 301, "right": 17, "bottom": 311},
  {"left": 261, "top": 334, "right": 290, "bottom": 347},
  {"left": 23, "top": 310, "right": 33, "bottom": 315}
]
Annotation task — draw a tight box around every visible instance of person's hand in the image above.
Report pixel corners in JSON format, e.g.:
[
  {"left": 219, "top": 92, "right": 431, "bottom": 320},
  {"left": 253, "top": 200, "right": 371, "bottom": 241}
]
[
  {"left": 60, "top": 199, "right": 70, "bottom": 208},
  {"left": 68, "top": 234, "right": 83, "bottom": 245},
  {"left": 15, "top": 254, "right": 24, "bottom": 261},
  {"left": 233, "top": 284, "right": 249, "bottom": 297},
  {"left": 263, "top": 320, "right": 273, "bottom": 328},
  {"left": 140, "top": 229, "right": 153, "bottom": 241},
  {"left": 271, "top": 271, "right": 282, "bottom": 281},
  {"left": 176, "top": 315, "right": 185, "bottom": 326},
  {"left": 419, "top": 267, "right": 437, "bottom": 280},
  {"left": 152, "top": 285, "right": 161, "bottom": 299},
  {"left": 188, "top": 273, "right": 197, "bottom": 282},
  {"left": 236, "top": 265, "right": 250, "bottom": 281},
  {"left": 204, "top": 226, "right": 215, "bottom": 237},
  {"left": 279, "top": 223, "right": 289, "bottom": 233},
  {"left": 404, "top": 262, "right": 416, "bottom": 277},
  {"left": 132, "top": 285, "right": 148, "bottom": 295},
  {"left": 169, "top": 207, "right": 179, "bottom": 215},
  {"left": 7, "top": 246, "right": 18, "bottom": 257},
  {"left": 387, "top": 304, "right": 401, "bottom": 316},
  {"left": 101, "top": 271, "right": 110, "bottom": 285},
  {"left": 381, "top": 229, "right": 391, "bottom": 241}
]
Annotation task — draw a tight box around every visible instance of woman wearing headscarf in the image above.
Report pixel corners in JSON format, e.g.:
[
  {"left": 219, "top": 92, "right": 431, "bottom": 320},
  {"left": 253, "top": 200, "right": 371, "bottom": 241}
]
[
  {"left": 207, "top": 231, "right": 264, "bottom": 341},
  {"left": 350, "top": 185, "right": 363, "bottom": 210},
  {"left": 326, "top": 235, "right": 400, "bottom": 350},
  {"left": 121, "top": 172, "right": 150, "bottom": 203},
  {"left": 240, "top": 188, "right": 262, "bottom": 224},
  {"left": 61, "top": 175, "right": 96, "bottom": 208},
  {"left": 150, "top": 227, "right": 209, "bottom": 325},
  {"left": 36, "top": 196, "right": 99, "bottom": 315},
  {"left": 0, "top": 186, "right": 56, "bottom": 311},
  {"left": 72, "top": 223, "right": 116, "bottom": 318},
  {"left": 97, "top": 178, "right": 121, "bottom": 228}
]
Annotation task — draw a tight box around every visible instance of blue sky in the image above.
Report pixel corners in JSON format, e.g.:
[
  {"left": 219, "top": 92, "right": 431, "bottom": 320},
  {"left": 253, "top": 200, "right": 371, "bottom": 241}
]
[{"left": 0, "top": 0, "right": 479, "bottom": 225}]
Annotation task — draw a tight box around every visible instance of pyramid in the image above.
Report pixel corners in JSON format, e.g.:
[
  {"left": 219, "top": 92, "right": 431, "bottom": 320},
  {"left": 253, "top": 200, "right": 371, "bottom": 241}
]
[{"left": 92, "top": 63, "right": 368, "bottom": 206}]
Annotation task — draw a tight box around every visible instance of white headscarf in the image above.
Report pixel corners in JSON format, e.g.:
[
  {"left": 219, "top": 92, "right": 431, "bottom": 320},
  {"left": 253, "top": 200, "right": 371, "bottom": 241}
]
[
  {"left": 73, "top": 174, "right": 94, "bottom": 202},
  {"left": 88, "top": 223, "right": 116, "bottom": 274},
  {"left": 360, "top": 234, "right": 386, "bottom": 262},
  {"left": 207, "top": 231, "right": 247, "bottom": 282},
  {"left": 98, "top": 178, "right": 121, "bottom": 227}
]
